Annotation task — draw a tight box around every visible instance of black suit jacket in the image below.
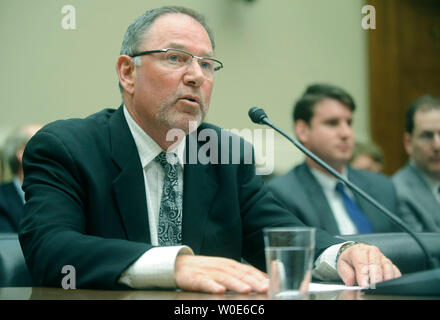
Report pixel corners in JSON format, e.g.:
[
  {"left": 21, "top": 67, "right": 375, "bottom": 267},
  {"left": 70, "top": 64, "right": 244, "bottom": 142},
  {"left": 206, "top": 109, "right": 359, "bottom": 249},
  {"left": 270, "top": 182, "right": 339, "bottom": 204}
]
[
  {"left": 19, "top": 106, "right": 341, "bottom": 289},
  {"left": 0, "top": 182, "right": 24, "bottom": 232},
  {"left": 268, "top": 162, "right": 400, "bottom": 235}
]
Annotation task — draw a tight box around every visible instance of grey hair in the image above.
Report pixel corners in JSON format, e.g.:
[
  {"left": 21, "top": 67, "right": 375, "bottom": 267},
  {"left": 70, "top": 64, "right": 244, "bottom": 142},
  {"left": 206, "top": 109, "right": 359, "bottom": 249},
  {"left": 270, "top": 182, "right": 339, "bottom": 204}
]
[
  {"left": 3, "top": 127, "right": 37, "bottom": 175},
  {"left": 118, "top": 6, "right": 215, "bottom": 93}
]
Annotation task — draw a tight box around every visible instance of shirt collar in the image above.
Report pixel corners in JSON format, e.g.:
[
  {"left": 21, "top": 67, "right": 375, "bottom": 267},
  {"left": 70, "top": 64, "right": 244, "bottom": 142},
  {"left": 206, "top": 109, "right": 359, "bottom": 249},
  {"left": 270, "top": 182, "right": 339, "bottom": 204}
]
[
  {"left": 310, "top": 166, "right": 348, "bottom": 192},
  {"left": 12, "top": 176, "right": 25, "bottom": 204},
  {"left": 123, "top": 106, "right": 186, "bottom": 168}
]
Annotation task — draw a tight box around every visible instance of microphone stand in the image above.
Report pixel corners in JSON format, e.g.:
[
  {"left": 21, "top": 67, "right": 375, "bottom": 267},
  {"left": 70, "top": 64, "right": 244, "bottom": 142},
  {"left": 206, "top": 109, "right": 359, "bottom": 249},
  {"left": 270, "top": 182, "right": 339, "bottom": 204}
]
[{"left": 249, "top": 107, "right": 440, "bottom": 296}]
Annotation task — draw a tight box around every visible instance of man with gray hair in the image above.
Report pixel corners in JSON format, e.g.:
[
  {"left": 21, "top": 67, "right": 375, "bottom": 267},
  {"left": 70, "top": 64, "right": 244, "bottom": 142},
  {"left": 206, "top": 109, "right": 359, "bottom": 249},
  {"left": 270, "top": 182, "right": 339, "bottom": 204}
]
[
  {"left": 0, "top": 124, "right": 42, "bottom": 232},
  {"left": 393, "top": 95, "right": 440, "bottom": 232},
  {"left": 20, "top": 6, "right": 400, "bottom": 293}
]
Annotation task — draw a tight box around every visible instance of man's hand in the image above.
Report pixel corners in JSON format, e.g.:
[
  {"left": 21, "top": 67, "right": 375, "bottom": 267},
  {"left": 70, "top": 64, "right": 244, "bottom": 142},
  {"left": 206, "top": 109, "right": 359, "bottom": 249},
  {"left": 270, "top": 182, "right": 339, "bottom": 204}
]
[
  {"left": 337, "top": 243, "right": 401, "bottom": 287},
  {"left": 175, "top": 255, "right": 269, "bottom": 294}
]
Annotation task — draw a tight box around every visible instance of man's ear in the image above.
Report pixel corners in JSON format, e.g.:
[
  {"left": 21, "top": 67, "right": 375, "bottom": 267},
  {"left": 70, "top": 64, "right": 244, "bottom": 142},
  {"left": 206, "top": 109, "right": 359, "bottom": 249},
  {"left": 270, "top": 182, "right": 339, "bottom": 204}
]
[
  {"left": 403, "top": 132, "right": 412, "bottom": 156},
  {"left": 295, "top": 120, "right": 310, "bottom": 144},
  {"left": 116, "top": 55, "right": 135, "bottom": 94},
  {"left": 16, "top": 146, "right": 24, "bottom": 168}
]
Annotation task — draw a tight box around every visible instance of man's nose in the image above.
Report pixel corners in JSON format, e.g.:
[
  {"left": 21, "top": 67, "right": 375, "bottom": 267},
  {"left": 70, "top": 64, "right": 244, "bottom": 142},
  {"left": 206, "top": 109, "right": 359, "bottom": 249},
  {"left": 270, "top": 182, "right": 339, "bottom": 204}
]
[
  {"left": 433, "top": 132, "right": 440, "bottom": 149},
  {"left": 339, "top": 122, "right": 353, "bottom": 137},
  {"left": 183, "top": 59, "right": 205, "bottom": 87}
]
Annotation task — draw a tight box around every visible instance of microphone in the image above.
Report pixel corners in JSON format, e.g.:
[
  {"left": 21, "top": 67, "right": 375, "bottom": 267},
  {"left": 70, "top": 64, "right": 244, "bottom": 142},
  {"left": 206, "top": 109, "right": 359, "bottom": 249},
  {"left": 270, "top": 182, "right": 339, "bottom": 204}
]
[
  {"left": 248, "top": 107, "right": 268, "bottom": 125},
  {"left": 249, "top": 106, "right": 440, "bottom": 295},
  {"left": 249, "top": 107, "right": 352, "bottom": 186}
]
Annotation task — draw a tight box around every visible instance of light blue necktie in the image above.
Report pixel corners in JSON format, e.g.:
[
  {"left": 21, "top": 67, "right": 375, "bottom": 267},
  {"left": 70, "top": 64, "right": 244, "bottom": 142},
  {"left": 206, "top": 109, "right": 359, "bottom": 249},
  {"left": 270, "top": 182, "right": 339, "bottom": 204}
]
[
  {"left": 335, "top": 182, "right": 373, "bottom": 233},
  {"left": 154, "top": 152, "right": 183, "bottom": 246}
]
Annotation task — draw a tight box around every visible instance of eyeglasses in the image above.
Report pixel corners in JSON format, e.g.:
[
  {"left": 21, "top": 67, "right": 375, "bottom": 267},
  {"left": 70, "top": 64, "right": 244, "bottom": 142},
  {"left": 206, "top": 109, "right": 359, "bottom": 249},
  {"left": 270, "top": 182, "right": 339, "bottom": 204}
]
[{"left": 130, "top": 48, "right": 223, "bottom": 77}]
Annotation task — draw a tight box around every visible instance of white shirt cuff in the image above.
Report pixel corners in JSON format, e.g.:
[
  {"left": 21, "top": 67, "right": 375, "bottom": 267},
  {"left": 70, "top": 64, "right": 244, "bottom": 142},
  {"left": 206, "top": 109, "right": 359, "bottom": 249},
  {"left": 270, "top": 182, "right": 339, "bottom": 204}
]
[
  {"left": 118, "top": 246, "right": 194, "bottom": 289},
  {"left": 313, "top": 242, "right": 352, "bottom": 281}
]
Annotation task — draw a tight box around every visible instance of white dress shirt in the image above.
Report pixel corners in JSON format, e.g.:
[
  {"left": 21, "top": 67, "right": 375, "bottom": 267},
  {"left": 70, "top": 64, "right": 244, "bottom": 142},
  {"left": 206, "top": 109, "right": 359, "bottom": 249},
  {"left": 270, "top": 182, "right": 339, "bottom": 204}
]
[
  {"left": 310, "top": 167, "right": 359, "bottom": 235},
  {"left": 119, "top": 106, "right": 345, "bottom": 288},
  {"left": 118, "top": 106, "right": 193, "bottom": 288},
  {"left": 12, "top": 176, "right": 25, "bottom": 204}
]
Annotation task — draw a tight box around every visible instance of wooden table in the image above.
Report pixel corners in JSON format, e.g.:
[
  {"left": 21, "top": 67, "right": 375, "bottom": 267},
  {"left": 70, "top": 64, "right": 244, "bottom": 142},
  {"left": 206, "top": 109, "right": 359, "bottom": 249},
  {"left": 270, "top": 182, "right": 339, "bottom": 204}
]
[
  {"left": 1, "top": 286, "right": 438, "bottom": 300},
  {"left": 1, "top": 286, "right": 438, "bottom": 319}
]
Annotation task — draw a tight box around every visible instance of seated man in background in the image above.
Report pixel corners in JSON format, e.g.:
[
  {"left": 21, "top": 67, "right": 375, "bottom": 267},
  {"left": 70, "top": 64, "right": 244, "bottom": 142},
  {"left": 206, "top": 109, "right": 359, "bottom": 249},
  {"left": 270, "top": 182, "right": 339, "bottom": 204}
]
[
  {"left": 392, "top": 95, "right": 440, "bottom": 232},
  {"left": 268, "top": 84, "right": 400, "bottom": 235},
  {"left": 0, "top": 124, "right": 42, "bottom": 232},
  {"left": 350, "top": 141, "right": 384, "bottom": 173},
  {"left": 19, "top": 6, "right": 400, "bottom": 293},
  {"left": 0, "top": 148, "right": 3, "bottom": 183}
]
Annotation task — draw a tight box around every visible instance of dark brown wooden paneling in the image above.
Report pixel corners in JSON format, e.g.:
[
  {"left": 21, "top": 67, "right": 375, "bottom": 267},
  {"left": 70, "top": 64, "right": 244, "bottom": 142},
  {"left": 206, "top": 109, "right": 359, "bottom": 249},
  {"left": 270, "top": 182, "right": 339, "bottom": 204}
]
[{"left": 368, "top": 0, "right": 440, "bottom": 175}]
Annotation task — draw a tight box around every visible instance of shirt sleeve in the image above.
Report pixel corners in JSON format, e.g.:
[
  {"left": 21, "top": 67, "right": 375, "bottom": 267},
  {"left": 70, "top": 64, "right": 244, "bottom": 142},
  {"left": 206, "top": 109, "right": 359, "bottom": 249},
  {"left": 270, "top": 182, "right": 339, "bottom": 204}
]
[
  {"left": 118, "top": 246, "right": 194, "bottom": 288},
  {"left": 119, "top": 241, "right": 352, "bottom": 287},
  {"left": 312, "top": 242, "right": 352, "bottom": 281}
]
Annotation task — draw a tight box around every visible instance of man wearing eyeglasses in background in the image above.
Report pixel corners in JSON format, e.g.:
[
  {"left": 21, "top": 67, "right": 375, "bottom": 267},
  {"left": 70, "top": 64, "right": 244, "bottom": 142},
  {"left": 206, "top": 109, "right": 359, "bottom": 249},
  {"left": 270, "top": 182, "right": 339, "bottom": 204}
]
[
  {"left": 392, "top": 95, "right": 440, "bottom": 232},
  {"left": 19, "top": 6, "right": 400, "bottom": 293}
]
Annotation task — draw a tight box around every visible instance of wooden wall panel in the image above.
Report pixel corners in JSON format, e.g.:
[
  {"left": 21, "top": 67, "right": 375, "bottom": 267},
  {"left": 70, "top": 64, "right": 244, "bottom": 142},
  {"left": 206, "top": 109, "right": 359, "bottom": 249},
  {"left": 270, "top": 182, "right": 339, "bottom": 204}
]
[{"left": 368, "top": 0, "right": 440, "bottom": 175}]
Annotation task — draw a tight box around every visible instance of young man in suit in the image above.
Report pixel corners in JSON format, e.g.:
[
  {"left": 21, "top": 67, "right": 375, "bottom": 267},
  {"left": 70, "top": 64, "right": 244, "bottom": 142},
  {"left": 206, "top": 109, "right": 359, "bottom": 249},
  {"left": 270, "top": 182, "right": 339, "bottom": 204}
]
[
  {"left": 393, "top": 95, "right": 440, "bottom": 232},
  {"left": 268, "top": 84, "right": 400, "bottom": 235},
  {"left": 0, "top": 124, "right": 41, "bottom": 232},
  {"left": 20, "top": 7, "right": 400, "bottom": 293}
]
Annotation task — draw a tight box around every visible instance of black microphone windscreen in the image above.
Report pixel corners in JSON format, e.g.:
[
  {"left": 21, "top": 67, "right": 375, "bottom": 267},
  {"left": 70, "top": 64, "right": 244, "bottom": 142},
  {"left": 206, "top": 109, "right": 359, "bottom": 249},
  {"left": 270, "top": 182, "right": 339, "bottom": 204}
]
[{"left": 248, "top": 107, "right": 267, "bottom": 124}]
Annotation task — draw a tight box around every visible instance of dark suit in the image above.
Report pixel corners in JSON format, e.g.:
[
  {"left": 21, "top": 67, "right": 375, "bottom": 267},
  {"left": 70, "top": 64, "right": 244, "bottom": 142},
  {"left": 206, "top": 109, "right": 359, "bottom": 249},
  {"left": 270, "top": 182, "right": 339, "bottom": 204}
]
[
  {"left": 0, "top": 181, "right": 24, "bottom": 232},
  {"left": 19, "top": 106, "right": 341, "bottom": 289},
  {"left": 267, "top": 162, "right": 400, "bottom": 235}
]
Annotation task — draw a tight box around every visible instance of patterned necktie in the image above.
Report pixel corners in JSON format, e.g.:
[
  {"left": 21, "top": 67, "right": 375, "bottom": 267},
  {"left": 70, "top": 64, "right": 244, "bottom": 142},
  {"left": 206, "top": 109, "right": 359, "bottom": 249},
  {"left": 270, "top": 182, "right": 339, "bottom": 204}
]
[
  {"left": 154, "top": 151, "right": 183, "bottom": 246},
  {"left": 335, "top": 182, "right": 373, "bottom": 233}
]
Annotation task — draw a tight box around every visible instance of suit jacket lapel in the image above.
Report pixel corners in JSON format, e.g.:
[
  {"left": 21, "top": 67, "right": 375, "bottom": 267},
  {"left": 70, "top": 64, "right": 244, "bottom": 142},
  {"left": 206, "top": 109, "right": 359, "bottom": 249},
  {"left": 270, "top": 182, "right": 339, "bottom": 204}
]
[
  {"left": 348, "top": 167, "right": 388, "bottom": 231},
  {"left": 181, "top": 129, "right": 218, "bottom": 254},
  {"left": 110, "top": 106, "right": 150, "bottom": 243},
  {"left": 298, "top": 163, "right": 340, "bottom": 234},
  {"left": 407, "top": 166, "right": 440, "bottom": 226}
]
